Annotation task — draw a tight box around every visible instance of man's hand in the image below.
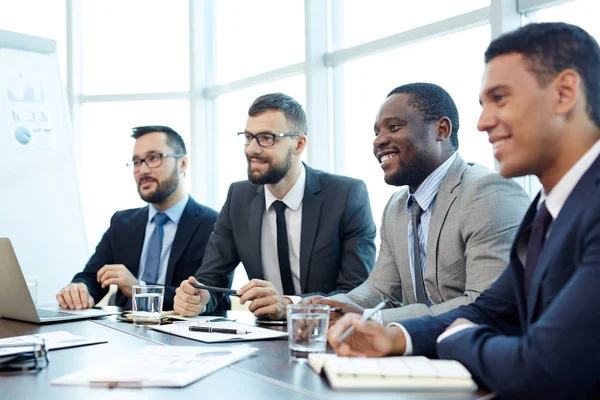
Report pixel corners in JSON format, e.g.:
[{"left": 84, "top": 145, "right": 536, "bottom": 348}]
[
  {"left": 317, "top": 298, "right": 364, "bottom": 326},
  {"left": 238, "top": 279, "right": 290, "bottom": 320},
  {"left": 174, "top": 277, "right": 210, "bottom": 316},
  {"left": 445, "top": 318, "right": 477, "bottom": 331},
  {"left": 56, "top": 283, "right": 95, "bottom": 310},
  {"left": 327, "top": 313, "right": 406, "bottom": 357},
  {"left": 97, "top": 264, "right": 138, "bottom": 299}
]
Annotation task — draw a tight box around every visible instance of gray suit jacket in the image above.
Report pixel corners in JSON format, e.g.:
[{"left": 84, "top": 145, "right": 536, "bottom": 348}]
[
  {"left": 197, "top": 163, "right": 377, "bottom": 313},
  {"left": 332, "top": 155, "right": 530, "bottom": 324}
]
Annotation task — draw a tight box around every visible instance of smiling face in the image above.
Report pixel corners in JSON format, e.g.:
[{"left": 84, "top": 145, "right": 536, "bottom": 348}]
[
  {"left": 244, "top": 110, "right": 300, "bottom": 185},
  {"left": 373, "top": 93, "right": 447, "bottom": 189},
  {"left": 132, "top": 131, "right": 186, "bottom": 205},
  {"left": 478, "top": 53, "right": 563, "bottom": 179}
]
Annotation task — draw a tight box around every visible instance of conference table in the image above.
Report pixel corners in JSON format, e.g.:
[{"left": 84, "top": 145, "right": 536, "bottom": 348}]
[{"left": 0, "top": 310, "right": 495, "bottom": 399}]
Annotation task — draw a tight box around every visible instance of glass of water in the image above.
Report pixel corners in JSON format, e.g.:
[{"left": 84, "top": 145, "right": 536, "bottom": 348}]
[
  {"left": 286, "top": 304, "right": 330, "bottom": 361},
  {"left": 24, "top": 276, "right": 37, "bottom": 305},
  {"left": 132, "top": 285, "right": 164, "bottom": 326}
]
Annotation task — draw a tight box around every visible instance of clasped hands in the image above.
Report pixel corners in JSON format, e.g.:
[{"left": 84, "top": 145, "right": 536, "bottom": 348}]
[
  {"left": 57, "top": 264, "right": 138, "bottom": 309},
  {"left": 174, "top": 277, "right": 292, "bottom": 319}
]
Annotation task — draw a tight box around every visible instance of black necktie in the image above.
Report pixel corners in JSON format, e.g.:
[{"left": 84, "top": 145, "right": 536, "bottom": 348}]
[
  {"left": 410, "top": 198, "right": 428, "bottom": 304},
  {"left": 272, "top": 200, "right": 295, "bottom": 295},
  {"left": 524, "top": 202, "right": 553, "bottom": 296}
]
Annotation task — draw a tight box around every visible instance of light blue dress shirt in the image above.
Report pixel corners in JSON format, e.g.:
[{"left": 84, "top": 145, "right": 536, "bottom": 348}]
[
  {"left": 137, "top": 193, "right": 189, "bottom": 285},
  {"left": 406, "top": 152, "right": 457, "bottom": 302}
]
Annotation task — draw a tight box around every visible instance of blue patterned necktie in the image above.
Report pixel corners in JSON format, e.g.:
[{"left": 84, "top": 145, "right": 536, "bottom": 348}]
[
  {"left": 410, "top": 198, "right": 428, "bottom": 304},
  {"left": 141, "top": 212, "right": 170, "bottom": 284}
]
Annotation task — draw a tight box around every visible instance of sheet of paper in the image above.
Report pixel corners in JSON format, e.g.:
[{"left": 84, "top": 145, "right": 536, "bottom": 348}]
[
  {"left": 0, "top": 331, "right": 106, "bottom": 357},
  {"left": 52, "top": 345, "right": 258, "bottom": 388},
  {"left": 150, "top": 321, "right": 287, "bottom": 343}
]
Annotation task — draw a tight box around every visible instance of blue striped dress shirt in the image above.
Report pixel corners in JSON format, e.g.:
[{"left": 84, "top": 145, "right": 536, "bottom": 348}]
[{"left": 406, "top": 152, "right": 457, "bottom": 303}]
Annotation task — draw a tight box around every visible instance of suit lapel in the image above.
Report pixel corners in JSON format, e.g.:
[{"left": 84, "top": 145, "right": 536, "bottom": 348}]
[
  {"left": 300, "top": 165, "right": 323, "bottom": 292},
  {"left": 423, "top": 156, "right": 465, "bottom": 304},
  {"left": 527, "top": 156, "right": 600, "bottom": 322},
  {"left": 128, "top": 207, "right": 149, "bottom": 278},
  {"left": 247, "top": 186, "right": 266, "bottom": 280},
  {"left": 166, "top": 197, "right": 200, "bottom": 285}
]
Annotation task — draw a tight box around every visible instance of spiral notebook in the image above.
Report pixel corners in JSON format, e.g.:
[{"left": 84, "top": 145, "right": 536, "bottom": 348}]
[{"left": 308, "top": 354, "right": 477, "bottom": 391}]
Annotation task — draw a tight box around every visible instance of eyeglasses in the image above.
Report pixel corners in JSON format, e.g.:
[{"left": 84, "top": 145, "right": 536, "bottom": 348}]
[
  {"left": 127, "top": 153, "right": 183, "bottom": 172},
  {"left": 0, "top": 340, "right": 49, "bottom": 372},
  {"left": 237, "top": 132, "right": 300, "bottom": 148}
]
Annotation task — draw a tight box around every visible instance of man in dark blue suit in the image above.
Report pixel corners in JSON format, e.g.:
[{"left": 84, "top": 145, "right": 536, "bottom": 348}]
[
  {"left": 328, "top": 22, "right": 600, "bottom": 399},
  {"left": 56, "top": 126, "right": 218, "bottom": 311}
]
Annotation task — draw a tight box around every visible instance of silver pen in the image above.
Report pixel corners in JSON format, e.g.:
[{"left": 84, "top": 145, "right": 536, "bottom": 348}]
[{"left": 337, "top": 299, "right": 390, "bottom": 343}]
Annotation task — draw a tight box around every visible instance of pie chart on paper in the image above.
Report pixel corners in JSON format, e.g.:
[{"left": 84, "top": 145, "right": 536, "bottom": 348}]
[{"left": 15, "top": 126, "right": 31, "bottom": 145}]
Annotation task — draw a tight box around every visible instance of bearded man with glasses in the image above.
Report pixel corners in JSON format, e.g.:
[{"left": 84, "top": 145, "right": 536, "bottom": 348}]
[
  {"left": 174, "top": 92, "right": 377, "bottom": 319},
  {"left": 56, "top": 126, "right": 218, "bottom": 311}
]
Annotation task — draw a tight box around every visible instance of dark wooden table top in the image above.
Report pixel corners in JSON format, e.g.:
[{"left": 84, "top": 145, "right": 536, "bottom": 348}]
[{"left": 0, "top": 311, "right": 495, "bottom": 399}]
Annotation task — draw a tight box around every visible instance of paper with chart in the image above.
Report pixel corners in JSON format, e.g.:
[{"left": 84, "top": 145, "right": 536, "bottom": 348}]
[
  {"left": 52, "top": 345, "right": 258, "bottom": 387},
  {"left": 0, "top": 331, "right": 106, "bottom": 357},
  {"left": 151, "top": 321, "right": 287, "bottom": 343}
]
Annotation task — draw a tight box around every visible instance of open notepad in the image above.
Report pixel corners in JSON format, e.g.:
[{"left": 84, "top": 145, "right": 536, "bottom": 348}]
[
  {"left": 309, "top": 354, "right": 477, "bottom": 391},
  {"left": 150, "top": 321, "right": 287, "bottom": 343}
]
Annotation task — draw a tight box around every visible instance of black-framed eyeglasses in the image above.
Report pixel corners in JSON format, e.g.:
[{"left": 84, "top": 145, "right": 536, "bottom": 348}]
[
  {"left": 237, "top": 132, "right": 301, "bottom": 148},
  {"left": 126, "top": 153, "right": 183, "bottom": 172},
  {"left": 0, "top": 340, "right": 49, "bottom": 372}
]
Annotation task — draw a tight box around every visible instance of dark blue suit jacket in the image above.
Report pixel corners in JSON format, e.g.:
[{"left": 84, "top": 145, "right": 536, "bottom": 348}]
[
  {"left": 72, "top": 196, "right": 218, "bottom": 310},
  {"left": 401, "top": 155, "right": 600, "bottom": 399}
]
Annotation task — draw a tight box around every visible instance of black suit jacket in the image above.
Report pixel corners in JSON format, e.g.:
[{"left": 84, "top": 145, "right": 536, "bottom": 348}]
[
  {"left": 197, "top": 164, "right": 377, "bottom": 313},
  {"left": 401, "top": 154, "right": 600, "bottom": 399},
  {"left": 72, "top": 196, "right": 218, "bottom": 310}
]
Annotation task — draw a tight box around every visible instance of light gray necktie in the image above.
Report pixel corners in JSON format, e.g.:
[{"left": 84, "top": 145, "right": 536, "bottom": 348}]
[
  {"left": 410, "top": 199, "right": 428, "bottom": 304},
  {"left": 141, "top": 212, "right": 170, "bottom": 283}
]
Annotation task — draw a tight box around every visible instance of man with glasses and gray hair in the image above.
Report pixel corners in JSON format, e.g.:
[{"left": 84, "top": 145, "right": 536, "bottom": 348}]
[
  {"left": 56, "top": 126, "right": 218, "bottom": 311},
  {"left": 174, "top": 93, "right": 377, "bottom": 320}
]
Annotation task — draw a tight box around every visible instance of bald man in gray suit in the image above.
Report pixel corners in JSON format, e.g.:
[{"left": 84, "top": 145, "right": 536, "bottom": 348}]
[{"left": 308, "top": 83, "right": 530, "bottom": 325}]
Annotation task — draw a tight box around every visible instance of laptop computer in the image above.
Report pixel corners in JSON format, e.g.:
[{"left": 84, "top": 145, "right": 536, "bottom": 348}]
[{"left": 0, "top": 237, "right": 116, "bottom": 323}]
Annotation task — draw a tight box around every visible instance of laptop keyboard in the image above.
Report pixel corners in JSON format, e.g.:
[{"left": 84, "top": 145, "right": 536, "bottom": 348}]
[{"left": 36, "top": 309, "right": 75, "bottom": 318}]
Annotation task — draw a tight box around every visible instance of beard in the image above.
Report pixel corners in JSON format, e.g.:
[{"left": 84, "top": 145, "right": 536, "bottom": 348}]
[
  {"left": 137, "top": 166, "right": 179, "bottom": 204},
  {"left": 247, "top": 149, "right": 293, "bottom": 185},
  {"left": 384, "top": 148, "right": 432, "bottom": 188}
]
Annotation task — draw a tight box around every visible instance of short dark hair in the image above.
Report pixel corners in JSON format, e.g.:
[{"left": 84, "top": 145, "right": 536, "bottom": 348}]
[
  {"left": 485, "top": 22, "right": 600, "bottom": 128},
  {"left": 131, "top": 125, "right": 187, "bottom": 154},
  {"left": 387, "top": 83, "right": 459, "bottom": 149},
  {"left": 248, "top": 93, "right": 308, "bottom": 135}
]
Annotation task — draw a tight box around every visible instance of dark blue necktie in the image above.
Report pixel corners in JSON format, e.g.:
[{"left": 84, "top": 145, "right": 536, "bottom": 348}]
[
  {"left": 410, "top": 198, "right": 428, "bottom": 304},
  {"left": 524, "top": 202, "right": 553, "bottom": 296},
  {"left": 272, "top": 200, "right": 295, "bottom": 295},
  {"left": 141, "top": 212, "right": 170, "bottom": 284}
]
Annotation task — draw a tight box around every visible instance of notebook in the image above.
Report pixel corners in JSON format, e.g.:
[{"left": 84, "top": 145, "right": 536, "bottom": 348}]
[
  {"left": 308, "top": 354, "right": 477, "bottom": 391},
  {"left": 0, "top": 238, "right": 115, "bottom": 323}
]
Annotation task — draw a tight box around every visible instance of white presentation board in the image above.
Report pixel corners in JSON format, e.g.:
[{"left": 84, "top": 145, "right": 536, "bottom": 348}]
[{"left": 0, "top": 30, "right": 88, "bottom": 304}]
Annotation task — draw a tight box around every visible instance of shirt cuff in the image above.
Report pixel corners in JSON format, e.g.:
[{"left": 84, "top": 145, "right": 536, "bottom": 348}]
[
  {"left": 436, "top": 324, "right": 477, "bottom": 343},
  {"left": 285, "top": 295, "right": 302, "bottom": 305},
  {"left": 363, "top": 309, "right": 383, "bottom": 324},
  {"left": 386, "top": 322, "right": 413, "bottom": 356},
  {"left": 138, "top": 280, "right": 146, "bottom": 286}
]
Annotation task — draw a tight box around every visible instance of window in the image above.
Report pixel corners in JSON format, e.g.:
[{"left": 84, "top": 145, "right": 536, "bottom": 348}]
[
  {"left": 80, "top": 100, "right": 190, "bottom": 251},
  {"left": 340, "top": 25, "right": 492, "bottom": 235},
  {"left": 526, "top": 0, "right": 600, "bottom": 38},
  {"left": 81, "top": 0, "right": 189, "bottom": 95},
  {"left": 340, "top": 0, "right": 489, "bottom": 49},
  {"left": 214, "top": 0, "right": 305, "bottom": 83},
  {"left": 0, "top": 0, "right": 66, "bottom": 84}
]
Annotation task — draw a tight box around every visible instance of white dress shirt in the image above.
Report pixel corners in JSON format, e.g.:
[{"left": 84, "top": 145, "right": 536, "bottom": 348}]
[
  {"left": 396, "top": 139, "right": 600, "bottom": 355},
  {"left": 262, "top": 165, "right": 306, "bottom": 296},
  {"left": 138, "top": 193, "right": 189, "bottom": 285}
]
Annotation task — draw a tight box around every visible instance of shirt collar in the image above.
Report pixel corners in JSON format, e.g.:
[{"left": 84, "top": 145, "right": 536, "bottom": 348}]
[
  {"left": 542, "top": 139, "right": 600, "bottom": 218},
  {"left": 406, "top": 152, "right": 457, "bottom": 214},
  {"left": 264, "top": 164, "right": 306, "bottom": 212},
  {"left": 148, "top": 193, "right": 189, "bottom": 224}
]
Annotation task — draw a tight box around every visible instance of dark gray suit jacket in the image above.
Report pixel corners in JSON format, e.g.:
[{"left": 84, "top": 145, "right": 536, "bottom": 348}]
[{"left": 196, "top": 164, "right": 377, "bottom": 313}]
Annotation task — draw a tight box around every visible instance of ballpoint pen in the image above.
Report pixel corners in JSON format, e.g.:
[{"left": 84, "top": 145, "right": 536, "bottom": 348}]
[
  {"left": 191, "top": 283, "right": 238, "bottom": 295},
  {"left": 189, "top": 326, "right": 249, "bottom": 335},
  {"left": 336, "top": 299, "right": 389, "bottom": 343}
]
